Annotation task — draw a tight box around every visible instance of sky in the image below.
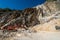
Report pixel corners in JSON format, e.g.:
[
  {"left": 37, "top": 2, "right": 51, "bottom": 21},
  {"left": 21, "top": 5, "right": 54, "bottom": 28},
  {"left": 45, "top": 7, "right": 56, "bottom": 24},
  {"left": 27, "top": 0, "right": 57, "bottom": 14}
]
[{"left": 0, "top": 0, "right": 46, "bottom": 10}]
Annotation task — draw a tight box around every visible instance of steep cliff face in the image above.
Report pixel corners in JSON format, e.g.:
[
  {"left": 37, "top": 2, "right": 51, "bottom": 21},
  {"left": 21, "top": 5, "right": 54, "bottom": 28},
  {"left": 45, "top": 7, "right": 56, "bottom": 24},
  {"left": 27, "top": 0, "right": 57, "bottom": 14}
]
[
  {"left": 35, "top": 1, "right": 58, "bottom": 16},
  {"left": 0, "top": 1, "right": 60, "bottom": 40},
  {"left": 31, "top": 1, "right": 60, "bottom": 32},
  {"left": 0, "top": 1, "right": 60, "bottom": 32},
  {"left": 33, "top": 1, "right": 60, "bottom": 24},
  {"left": 0, "top": 8, "right": 40, "bottom": 30}
]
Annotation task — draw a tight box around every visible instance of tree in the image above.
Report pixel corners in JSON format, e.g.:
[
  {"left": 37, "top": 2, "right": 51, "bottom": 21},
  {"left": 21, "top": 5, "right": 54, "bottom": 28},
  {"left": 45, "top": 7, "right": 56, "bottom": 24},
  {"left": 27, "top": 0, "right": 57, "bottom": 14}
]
[
  {"left": 3, "top": 8, "right": 12, "bottom": 12},
  {"left": 46, "top": 0, "right": 57, "bottom": 2},
  {"left": 0, "top": 8, "right": 3, "bottom": 12}
]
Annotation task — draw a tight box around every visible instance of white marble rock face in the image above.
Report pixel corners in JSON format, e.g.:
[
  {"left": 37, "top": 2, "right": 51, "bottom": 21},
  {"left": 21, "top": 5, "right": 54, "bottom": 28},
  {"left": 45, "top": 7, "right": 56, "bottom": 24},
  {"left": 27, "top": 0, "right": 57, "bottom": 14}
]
[{"left": 0, "top": 1, "right": 60, "bottom": 40}]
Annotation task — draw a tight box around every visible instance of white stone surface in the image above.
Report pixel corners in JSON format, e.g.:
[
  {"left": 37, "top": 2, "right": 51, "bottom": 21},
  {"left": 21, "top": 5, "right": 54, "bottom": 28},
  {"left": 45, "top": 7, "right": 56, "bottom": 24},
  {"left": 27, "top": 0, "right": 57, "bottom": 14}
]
[{"left": 12, "top": 31, "right": 60, "bottom": 40}]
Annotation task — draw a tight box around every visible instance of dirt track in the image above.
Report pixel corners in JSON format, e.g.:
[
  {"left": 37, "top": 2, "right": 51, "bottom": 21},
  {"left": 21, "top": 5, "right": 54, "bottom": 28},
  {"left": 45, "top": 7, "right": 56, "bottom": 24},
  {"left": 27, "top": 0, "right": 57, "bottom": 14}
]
[{"left": 0, "top": 31, "right": 60, "bottom": 40}]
